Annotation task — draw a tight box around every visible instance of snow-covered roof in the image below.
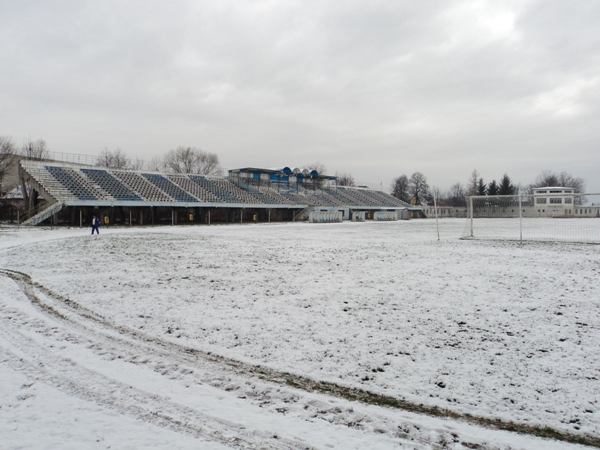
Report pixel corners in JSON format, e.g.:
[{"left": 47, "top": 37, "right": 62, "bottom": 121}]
[
  {"left": 1, "top": 187, "right": 23, "bottom": 199},
  {"left": 532, "top": 186, "right": 574, "bottom": 191}
]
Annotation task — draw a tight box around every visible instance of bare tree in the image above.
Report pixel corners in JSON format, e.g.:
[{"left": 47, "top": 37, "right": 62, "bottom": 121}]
[
  {"left": 409, "top": 172, "right": 429, "bottom": 205},
  {"left": 467, "top": 169, "right": 479, "bottom": 196},
  {"left": 429, "top": 186, "right": 444, "bottom": 205},
  {"left": 447, "top": 182, "right": 466, "bottom": 206},
  {"left": 129, "top": 158, "right": 145, "bottom": 171},
  {"left": 304, "top": 162, "right": 327, "bottom": 176},
  {"left": 164, "top": 146, "right": 221, "bottom": 175},
  {"left": 165, "top": 147, "right": 196, "bottom": 173},
  {"left": 335, "top": 171, "right": 355, "bottom": 186},
  {"left": 148, "top": 155, "right": 165, "bottom": 172},
  {"left": 391, "top": 174, "right": 410, "bottom": 202},
  {"left": 531, "top": 170, "right": 586, "bottom": 193},
  {"left": 96, "top": 148, "right": 112, "bottom": 168},
  {"left": 0, "top": 136, "right": 17, "bottom": 189},
  {"left": 21, "top": 138, "right": 49, "bottom": 161},
  {"left": 198, "top": 151, "right": 221, "bottom": 175},
  {"left": 96, "top": 148, "right": 130, "bottom": 169},
  {"left": 111, "top": 148, "right": 129, "bottom": 169},
  {"left": 557, "top": 171, "right": 585, "bottom": 193}
]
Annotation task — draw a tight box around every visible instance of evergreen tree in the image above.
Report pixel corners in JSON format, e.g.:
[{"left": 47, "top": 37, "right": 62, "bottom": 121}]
[
  {"left": 498, "top": 173, "right": 515, "bottom": 195},
  {"left": 487, "top": 180, "right": 499, "bottom": 196},
  {"left": 476, "top": 178, "right": 487, "bottom": 196}
]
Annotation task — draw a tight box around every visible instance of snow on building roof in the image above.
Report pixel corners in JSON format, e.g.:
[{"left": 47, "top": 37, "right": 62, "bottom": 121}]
[{"left": 2, "top": 187, "right": 23, "bottom": 199}]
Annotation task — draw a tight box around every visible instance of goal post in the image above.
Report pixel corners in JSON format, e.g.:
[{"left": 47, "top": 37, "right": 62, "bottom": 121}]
[{"left": 462, "top": 192, "right": 600, "bottom": 243}]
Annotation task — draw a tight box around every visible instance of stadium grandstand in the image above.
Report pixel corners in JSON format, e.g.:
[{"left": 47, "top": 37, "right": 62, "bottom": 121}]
[{"left": 16, "top": 160, "right": 421, "bottom": 226}]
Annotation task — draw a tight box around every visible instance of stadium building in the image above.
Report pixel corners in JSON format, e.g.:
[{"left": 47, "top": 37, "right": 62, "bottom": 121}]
[{"left": 16, "top": 160, "right": 422, "bottom": 226}]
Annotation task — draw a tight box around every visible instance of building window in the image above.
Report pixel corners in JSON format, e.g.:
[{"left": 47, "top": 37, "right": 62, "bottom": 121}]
[
  {"left": 536, "top": 198, "right": 547, "bottom": 204},
  {"left": 549, "top": 198, "right": 562, "bottom": 204},
  {"left": 565, "top": 198, "right": 572, "bottom": 204}
]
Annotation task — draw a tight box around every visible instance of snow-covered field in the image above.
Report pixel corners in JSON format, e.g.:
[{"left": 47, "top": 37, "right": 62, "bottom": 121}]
[{"left": 1, "top": 220, "right": 599, "bottom": 449}]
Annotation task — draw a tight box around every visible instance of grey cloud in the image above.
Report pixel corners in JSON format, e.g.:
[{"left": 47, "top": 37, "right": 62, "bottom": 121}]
[{"left": 1, "top": 0, "right": 599, "bottom": 191}]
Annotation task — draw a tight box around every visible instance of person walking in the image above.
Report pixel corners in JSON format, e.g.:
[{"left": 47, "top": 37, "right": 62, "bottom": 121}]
[{"left": 91, "top": 215, "right": 100, "bottom": 235}]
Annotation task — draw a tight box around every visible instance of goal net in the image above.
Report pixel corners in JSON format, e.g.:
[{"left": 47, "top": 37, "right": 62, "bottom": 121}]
[{"left": 461, "top": 192, "right": 600, "bottom": 243}]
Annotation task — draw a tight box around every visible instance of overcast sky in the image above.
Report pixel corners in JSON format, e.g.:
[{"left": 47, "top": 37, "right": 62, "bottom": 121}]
[{"left": 1, "top": 1, "right": 599, "bottom": 192}]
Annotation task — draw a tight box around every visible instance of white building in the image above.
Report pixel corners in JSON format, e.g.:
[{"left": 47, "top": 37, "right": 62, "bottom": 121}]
[{"left": 532, "top": 187, "right": 598, "bottom": 218}]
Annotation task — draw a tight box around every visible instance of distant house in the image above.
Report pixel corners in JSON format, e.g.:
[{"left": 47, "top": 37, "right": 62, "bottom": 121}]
[{"left": 532, "top": 187, "right": 598, "bottom": 218}]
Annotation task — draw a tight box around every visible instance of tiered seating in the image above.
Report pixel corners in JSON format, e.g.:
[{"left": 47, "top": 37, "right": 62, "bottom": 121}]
[
  {"left": 19, "top": 160, "right": 414, "bottom": 211},
  {"left": 211, "top": 179, "right": 262, "bottom": 204},
  {"left": 284, "top": 191, "right": 320, "bottom": 206},
  {"left": 45, "top": 166, "right": 100, "bottom": 201},
  {"left": 188, "top": 175, "right": 241, "bottom": 203},
  {"left": 168, "top": 175, "right": 222, "bottom": 203},
  {"left": 112, "top": 171, "right": 174, "bottom": 202},
  {"left": 310, "top": 189, "right": 345, "bottom": 207},
  {"left": 81, "top": 168, "right": 142, "bottom": 201},
  {"left": 142, "top": 173, "right": 198, "bottom": 202},
  {"left": 366, "top": 189, "right": 411, "bottom": 207},
  {"left": 230, "top": 181, "right": 274, "bottom": 204},
  {"left": 323, "top": 188, "right": 369, "bottom": 206},
  {"left": 280, "top": 191, "right": 321, "bottom": 206},
  {"left": 254, "top": 186, "right": 293, "bottom": 205},
  {"left": 189, "top": 176, "right": 261, "bottom": 204},
  {"left": 337, "top": 187, "right": 381, "bottom": 206},
  {"left": 20, "top": 161, "right": 73, "bottom": 201},
  {"left": 243, "top": 189, "right": 275, "bottom": 204}
]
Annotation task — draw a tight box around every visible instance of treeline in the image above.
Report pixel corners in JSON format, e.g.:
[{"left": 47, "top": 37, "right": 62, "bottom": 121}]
[
  {"left": 96, "top": 146, "right": 222, "bottom": 175},
  {"left": 0, "top": 137, "right": 50, "bottom": 187},
  {"left": 1, "top": 135, "right": 224, "bottom": 183},
  {"left": 390, "top": 169, "right": 586, "bottom": 207}
]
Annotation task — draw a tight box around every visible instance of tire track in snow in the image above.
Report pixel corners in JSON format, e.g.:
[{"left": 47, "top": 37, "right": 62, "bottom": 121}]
[
  {"left": 0, "top": 270, "right": 310, "bottom": 450},
  {"left": 1, "top": 268, "right": 598, "bottom": 449}
]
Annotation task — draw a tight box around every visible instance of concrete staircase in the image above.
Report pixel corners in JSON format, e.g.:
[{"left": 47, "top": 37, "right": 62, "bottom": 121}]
[{"left": 22, "top": 202, "right": 64, "bottom": 226}]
